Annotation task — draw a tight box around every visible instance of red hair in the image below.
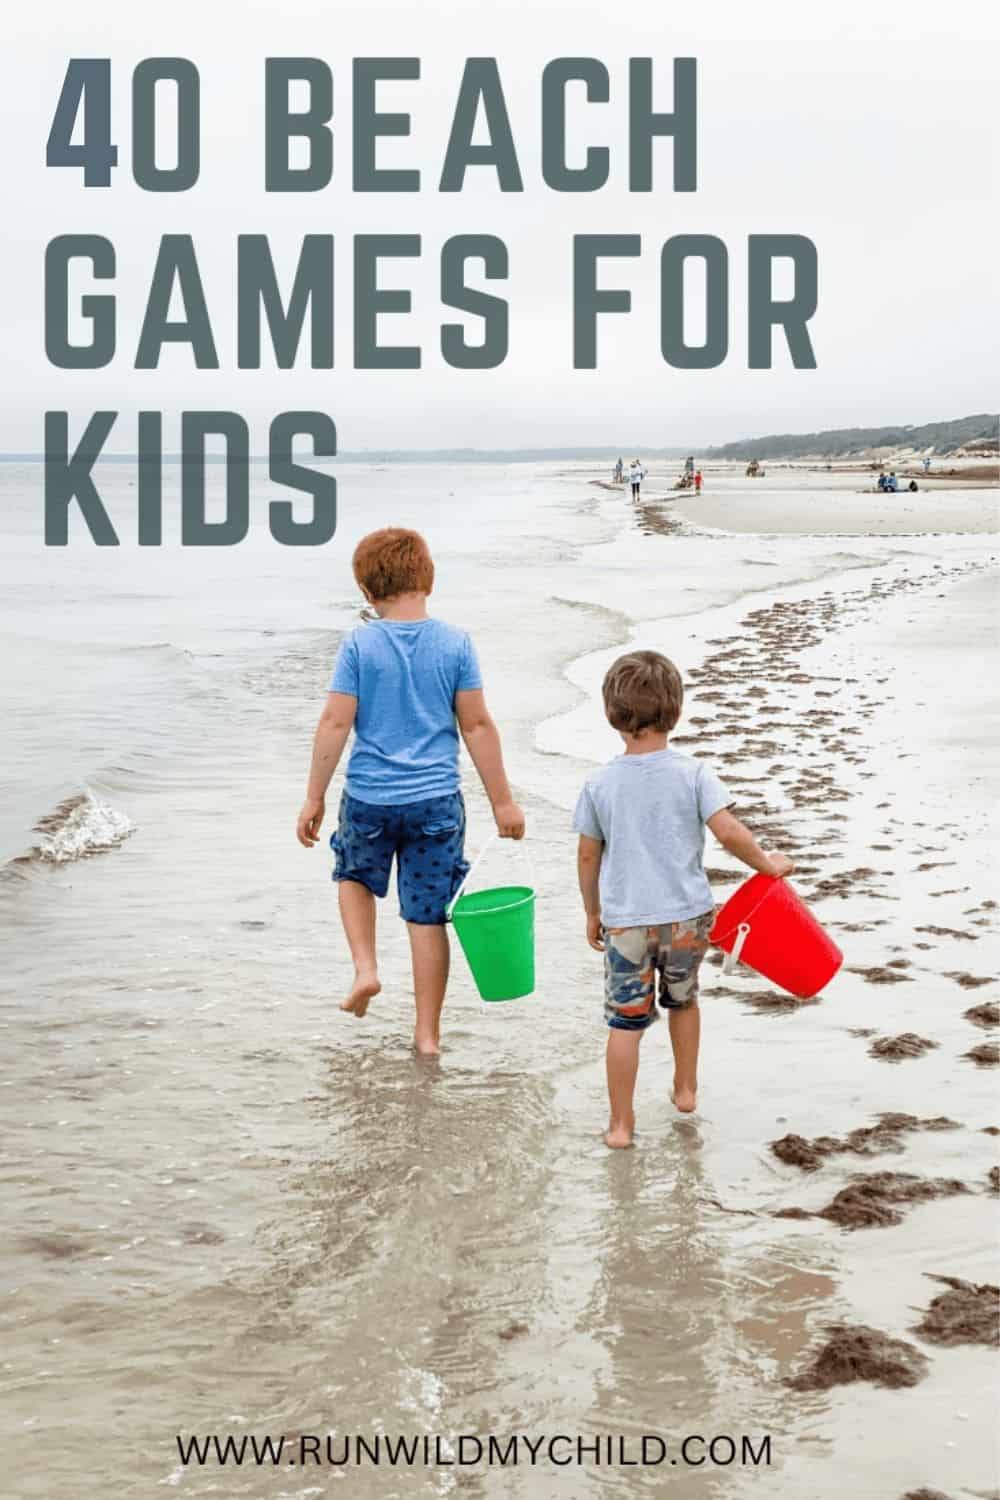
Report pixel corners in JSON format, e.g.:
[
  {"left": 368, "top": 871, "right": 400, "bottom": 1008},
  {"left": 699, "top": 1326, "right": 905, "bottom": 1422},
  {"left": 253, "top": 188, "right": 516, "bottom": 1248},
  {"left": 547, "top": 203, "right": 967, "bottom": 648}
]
[{"left": 352, "top": 528, "right": 435, "bottom": 600}]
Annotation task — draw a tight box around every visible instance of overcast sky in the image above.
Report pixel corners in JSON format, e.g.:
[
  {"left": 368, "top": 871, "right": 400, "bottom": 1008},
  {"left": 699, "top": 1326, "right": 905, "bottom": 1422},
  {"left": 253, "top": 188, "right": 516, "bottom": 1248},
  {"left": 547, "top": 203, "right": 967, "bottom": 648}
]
[{"left": 2, "top": 0, "right": 997, "bottom": 451}]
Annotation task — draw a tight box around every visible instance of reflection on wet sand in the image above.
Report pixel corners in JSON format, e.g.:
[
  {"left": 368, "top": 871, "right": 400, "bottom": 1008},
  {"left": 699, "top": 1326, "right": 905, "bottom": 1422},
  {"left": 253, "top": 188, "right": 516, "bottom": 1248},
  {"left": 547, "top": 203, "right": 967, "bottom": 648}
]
[
  {"left": 243, "top": 1034, "right": 559, "bottom": 1490},
  {"left": 547, "top": 1114, "right": 835, "bottom": 1497}
]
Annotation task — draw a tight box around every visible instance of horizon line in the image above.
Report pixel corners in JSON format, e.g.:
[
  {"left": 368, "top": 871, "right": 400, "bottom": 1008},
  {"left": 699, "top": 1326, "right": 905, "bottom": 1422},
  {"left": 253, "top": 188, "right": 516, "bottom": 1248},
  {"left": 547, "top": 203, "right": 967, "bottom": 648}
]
[{"left": 4, "top": 410, "right": 995, "bottom": 464}]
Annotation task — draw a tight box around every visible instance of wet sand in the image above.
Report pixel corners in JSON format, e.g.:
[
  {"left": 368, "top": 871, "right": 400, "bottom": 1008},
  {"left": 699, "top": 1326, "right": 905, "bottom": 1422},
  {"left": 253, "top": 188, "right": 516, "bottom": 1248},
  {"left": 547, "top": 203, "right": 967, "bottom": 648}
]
[
  {"left": 535, "top": 478, "right": 999, "bottom": 1493},
  {"left": 2, "top": 463, "right": 998, "bottom": 1498}
]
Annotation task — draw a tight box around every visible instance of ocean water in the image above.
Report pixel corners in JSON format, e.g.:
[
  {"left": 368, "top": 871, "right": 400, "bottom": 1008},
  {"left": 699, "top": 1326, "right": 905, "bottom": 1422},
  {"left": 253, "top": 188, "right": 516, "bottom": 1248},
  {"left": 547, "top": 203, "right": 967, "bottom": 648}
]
[{"left": 1, "top": 459, "right": 997, "bottom": 1498}]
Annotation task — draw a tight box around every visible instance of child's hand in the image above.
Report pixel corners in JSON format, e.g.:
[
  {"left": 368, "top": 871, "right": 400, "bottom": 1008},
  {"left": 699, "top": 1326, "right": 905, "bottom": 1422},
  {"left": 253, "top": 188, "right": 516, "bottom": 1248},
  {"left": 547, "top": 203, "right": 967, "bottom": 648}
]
[
  {"left": 494, "top": 800, "right": 526, "bottom": 839},
  {"left": 586, "top": 913, "right": 605, "bottom": 952},
  {"left": 296, "top": 796, "right": 326, "bottom": 848},
  {"left": 766, "top": 852, "right": 796, "bottom": 878}
]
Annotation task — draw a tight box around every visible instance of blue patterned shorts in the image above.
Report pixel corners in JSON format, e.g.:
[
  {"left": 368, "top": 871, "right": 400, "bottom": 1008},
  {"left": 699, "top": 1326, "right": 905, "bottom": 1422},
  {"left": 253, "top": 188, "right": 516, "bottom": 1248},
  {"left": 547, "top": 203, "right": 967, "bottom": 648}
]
[
  {"left": 603, "top": 912, "right": 714, "bottom": 1031},
  {"left": 331, "top": 791, "right": 469, "bottom": 926}
]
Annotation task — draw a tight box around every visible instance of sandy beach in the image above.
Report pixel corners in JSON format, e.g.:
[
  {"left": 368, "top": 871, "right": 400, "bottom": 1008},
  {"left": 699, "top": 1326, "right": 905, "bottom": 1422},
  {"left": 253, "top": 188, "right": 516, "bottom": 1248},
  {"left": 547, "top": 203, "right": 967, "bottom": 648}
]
[
  {"left": 1, "top": 459, "right": 997, "bottom": 1498},
  {"left": 619, "top": 461, "right": 1000, "bottom": 536}
]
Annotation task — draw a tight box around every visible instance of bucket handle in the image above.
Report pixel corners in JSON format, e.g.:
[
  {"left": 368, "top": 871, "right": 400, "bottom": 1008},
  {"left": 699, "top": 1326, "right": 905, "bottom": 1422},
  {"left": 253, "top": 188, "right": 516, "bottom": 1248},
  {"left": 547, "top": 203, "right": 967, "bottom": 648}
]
[
  {"left": 722, "top": 922, "right": 751, "bottom": 976},
  {"left": 446, "top": 833, "right": 534, "bottom": 922}
]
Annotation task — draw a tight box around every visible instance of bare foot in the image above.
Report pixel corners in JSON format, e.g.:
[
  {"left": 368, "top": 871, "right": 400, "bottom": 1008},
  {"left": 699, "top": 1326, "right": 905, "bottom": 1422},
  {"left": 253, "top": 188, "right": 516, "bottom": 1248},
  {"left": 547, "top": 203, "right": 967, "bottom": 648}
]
[
  {"left": 413, "top": 1031, "right": 441, "bottom": 1058},
  {"left": 604, "top": 1120, "right": 634, "bottom": 1149},
  {"left": 671, "top": 1085, "right": 697, "bottom": 1114},
  {"left": 341, "top": 971, "right": 381, "bottom": 1017}
]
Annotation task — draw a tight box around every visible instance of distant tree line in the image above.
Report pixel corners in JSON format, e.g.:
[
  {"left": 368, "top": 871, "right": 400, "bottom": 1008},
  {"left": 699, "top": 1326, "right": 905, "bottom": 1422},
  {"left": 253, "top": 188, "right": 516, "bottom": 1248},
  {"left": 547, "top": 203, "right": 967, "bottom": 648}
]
[{"left": 706, "top": 412, "right": 999, "bottom": 460}]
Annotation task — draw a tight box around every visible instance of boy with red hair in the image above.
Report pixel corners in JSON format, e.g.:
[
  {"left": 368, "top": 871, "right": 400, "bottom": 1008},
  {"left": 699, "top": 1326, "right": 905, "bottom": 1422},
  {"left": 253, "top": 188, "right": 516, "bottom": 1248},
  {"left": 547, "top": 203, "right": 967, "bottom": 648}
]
[{"left": 298, "top": 528, "right": 524, "bottom": 1056}]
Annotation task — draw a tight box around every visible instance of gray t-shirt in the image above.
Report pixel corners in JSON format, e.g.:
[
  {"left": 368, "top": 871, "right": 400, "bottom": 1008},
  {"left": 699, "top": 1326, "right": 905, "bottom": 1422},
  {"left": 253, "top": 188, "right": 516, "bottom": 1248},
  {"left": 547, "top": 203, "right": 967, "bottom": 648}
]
[{"left": 573, "top": 749, "right": 731, "bottom": 927}]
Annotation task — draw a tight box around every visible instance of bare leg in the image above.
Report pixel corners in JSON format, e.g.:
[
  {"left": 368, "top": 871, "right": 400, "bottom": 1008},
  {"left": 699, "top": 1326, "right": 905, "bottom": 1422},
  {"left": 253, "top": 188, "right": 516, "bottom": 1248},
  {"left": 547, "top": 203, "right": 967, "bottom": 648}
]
[
  {"left": 407, "top": 923, "right": 450, "bottom": 1056},
  {"left": 605, "top": 1029, "right": 642, "bottom": 1147},
  {"left": 668, "top": 1004, "right": 700, "bottom": 1112},
  {"left": 337, "top": 881, "right": 381, "bottom": 1016}
]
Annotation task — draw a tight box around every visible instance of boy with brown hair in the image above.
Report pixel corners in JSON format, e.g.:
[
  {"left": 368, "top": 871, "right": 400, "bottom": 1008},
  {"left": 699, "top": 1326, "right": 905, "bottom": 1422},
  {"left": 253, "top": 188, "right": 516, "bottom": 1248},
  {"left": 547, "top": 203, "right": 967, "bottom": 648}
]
[
  {"left": 574, "top": 650, "right": 794, "bottom": 1146},
  {"left": 297, "top": 528, "right": 524, "bottom": 1056}
]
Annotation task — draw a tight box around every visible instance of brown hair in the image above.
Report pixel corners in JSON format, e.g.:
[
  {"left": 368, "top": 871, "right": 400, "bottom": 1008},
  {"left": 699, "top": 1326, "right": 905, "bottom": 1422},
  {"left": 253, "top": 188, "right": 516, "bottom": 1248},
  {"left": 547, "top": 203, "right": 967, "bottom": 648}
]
[
  {"left": 602, "top": 650, "right": 683, "bottom": 735},
  {"left": 352, "top": 528, "right": 435, "bottom": 600}
]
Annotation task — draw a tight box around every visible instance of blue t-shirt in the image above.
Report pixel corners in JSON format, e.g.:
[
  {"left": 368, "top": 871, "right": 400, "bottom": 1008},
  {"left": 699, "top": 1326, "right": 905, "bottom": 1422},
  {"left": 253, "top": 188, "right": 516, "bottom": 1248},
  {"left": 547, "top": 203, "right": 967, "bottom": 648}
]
[
  {"left": 573, "top": 749, "right": 731, "bottom": 926},
  {"left": 330, "top": 618, "right": 482, "bottom": 805}
]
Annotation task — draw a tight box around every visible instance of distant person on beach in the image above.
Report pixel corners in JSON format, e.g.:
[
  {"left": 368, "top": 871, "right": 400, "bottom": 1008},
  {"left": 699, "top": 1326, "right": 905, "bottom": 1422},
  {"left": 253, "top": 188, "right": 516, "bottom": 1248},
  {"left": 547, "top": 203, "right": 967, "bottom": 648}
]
[
  {"left": 297, "top": 528, "right": 525, "bottom": 1056},
  {"left": 876, "top": 473, "right": 888, "bottom": 492},
  {"left": 614, "top": 457, "right": 624, "bottom": 484},
  {"left": 923, "top": 456, "right": 932, "bottom": 473},
  {"left": 694, "top": 469, "right": 703, "bottom": 494},
  {"left": 629, "top": 460, "right": 645, "bottom": 499},
  {"left": 573, "top": 651, "right": 795, "bottom": 1147},
  {"left": 886, "top": 471, "right": 899, "bottom": 492}
]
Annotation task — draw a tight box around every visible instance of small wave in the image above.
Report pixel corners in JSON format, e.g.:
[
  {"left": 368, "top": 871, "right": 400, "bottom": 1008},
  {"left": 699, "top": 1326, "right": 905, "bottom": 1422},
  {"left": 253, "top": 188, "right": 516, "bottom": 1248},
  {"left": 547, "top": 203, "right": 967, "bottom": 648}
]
[{"left": 29, "top": 792, "right": 134, "bottom": 864}]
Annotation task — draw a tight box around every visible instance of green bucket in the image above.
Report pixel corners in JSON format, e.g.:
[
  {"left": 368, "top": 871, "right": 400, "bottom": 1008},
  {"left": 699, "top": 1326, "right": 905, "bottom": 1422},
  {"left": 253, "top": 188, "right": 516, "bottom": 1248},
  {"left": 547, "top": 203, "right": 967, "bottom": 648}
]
[{"left": 450, "top": 884, "right": 535, "bottom": 1001}]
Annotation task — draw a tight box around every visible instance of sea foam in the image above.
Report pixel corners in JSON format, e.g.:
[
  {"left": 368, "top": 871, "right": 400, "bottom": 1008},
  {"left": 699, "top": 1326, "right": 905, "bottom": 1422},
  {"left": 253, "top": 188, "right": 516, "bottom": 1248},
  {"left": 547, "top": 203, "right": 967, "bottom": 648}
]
[{"left": 31, "top": 792, "right": 134, "bottom": 864}]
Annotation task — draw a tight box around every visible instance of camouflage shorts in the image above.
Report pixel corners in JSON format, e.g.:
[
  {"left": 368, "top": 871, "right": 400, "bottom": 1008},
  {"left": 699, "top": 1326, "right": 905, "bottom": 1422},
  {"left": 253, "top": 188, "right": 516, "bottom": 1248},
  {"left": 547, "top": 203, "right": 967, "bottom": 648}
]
[{"left": 603, "top": 912, "right": 714, "bottom": 1031}]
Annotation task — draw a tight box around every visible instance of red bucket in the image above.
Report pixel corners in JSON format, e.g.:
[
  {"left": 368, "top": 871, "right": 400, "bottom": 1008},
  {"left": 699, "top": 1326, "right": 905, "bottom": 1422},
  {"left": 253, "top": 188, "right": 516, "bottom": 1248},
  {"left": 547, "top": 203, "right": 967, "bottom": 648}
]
[{"left": 710, "top": 874, "right": 843, "bottom": 999}]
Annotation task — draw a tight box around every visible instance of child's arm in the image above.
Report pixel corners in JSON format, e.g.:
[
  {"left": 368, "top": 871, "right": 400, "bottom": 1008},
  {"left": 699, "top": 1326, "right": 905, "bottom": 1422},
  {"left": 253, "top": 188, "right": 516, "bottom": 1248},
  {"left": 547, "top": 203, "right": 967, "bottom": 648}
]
[
  {"left": 455, "top": 689, "right": 525, "bottom": 838},
  {"left": 577, "top": 834, "right": 605, "bottom": 951},
  {"left": 706, "top": 809, "right": 795, "bottom": 877},
  {"left": 296, "top": 693, "right": 357, "bottom": 847}
]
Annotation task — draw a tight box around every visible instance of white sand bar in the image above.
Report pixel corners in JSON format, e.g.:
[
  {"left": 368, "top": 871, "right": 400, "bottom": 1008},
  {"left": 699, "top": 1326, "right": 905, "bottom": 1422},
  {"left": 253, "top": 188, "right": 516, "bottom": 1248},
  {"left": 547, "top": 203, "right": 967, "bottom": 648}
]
[{"left": 665, "top": 468, "right": 999, "bottom": 535}]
